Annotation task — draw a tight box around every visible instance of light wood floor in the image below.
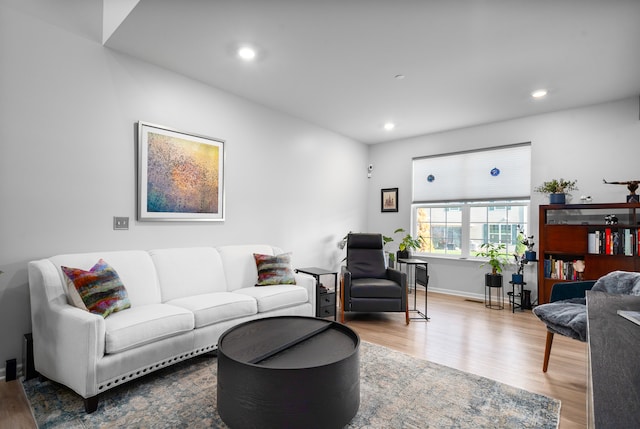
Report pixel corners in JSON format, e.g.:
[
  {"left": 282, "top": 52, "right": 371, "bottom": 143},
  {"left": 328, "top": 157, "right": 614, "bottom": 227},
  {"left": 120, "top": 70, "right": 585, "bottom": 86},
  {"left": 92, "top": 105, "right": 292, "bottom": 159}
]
[
  {"left": 344, "top": 291, "right": 587, "bottom": 429},
  {"left": 0, "top": 378, "right": 36, "bottom": 429},
  {"left": 0, "top": 291, "right": 586, "bottom": 428}
]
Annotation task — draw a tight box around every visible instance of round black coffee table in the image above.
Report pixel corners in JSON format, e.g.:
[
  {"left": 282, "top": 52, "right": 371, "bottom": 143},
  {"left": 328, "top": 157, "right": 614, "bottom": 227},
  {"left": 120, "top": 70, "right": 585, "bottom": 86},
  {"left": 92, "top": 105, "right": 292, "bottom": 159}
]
[{"left": 217, "top": 316, "right": 360, "bottom": 429}]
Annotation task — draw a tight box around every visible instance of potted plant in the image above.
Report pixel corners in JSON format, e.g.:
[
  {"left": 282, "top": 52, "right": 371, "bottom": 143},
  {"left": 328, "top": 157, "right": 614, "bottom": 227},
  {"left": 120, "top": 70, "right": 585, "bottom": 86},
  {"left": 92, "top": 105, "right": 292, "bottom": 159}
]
[
  {"left": 512, "top": 253, "right": 527, "bottom": 284},
  {"left": 383, "top": 234, "right": 394, "bottom": 267},
  {"left": 477, "top": 242, "right": 509, "bottom": 287},
  {"left": 393, "top": 228, "right": 425, "bottom": 260},
  {"left": 516, "top": 225, "right": 536, "bottom": 261},
  {"left": 534, "top": 178, "right": 578, "bottom": 204}
]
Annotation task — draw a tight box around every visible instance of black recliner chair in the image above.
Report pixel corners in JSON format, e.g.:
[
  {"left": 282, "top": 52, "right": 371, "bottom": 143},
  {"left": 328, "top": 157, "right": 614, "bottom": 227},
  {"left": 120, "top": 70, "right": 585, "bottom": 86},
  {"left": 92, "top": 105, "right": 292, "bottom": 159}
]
[{"left": 340, "top": 233, "right": 409, "bottom": 324}]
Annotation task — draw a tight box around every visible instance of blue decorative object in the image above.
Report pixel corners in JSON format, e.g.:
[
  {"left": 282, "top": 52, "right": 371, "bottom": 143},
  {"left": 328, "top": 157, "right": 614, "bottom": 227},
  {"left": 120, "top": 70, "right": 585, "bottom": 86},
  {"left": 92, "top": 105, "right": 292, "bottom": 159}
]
[
  {"left": 427, "top": 174, "right": 435, "bottom": 183},
  {"left": 490, "top": 168, "right": 500, "bottom": 177}
]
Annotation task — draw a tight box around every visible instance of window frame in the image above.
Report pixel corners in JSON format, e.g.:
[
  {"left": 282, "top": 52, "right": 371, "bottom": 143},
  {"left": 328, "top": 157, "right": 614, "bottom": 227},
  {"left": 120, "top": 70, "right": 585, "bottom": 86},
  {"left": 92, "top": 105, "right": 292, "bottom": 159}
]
[{"left": 411, "top": 199, "right": 530, "bottom": 260}]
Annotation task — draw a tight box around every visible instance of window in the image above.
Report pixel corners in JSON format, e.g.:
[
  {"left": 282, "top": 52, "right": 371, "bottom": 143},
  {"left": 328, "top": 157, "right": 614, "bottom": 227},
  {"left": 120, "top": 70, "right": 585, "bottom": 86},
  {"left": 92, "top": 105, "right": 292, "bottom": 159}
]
[
  {"left": 411, "top": 143, "right": 531, "bottom": 259},
  {"left": 416, "top": 206, "right": 463, "bottom": 255},
  {"left": 414, "top": 201, "right": 529, "bottom": 259}
]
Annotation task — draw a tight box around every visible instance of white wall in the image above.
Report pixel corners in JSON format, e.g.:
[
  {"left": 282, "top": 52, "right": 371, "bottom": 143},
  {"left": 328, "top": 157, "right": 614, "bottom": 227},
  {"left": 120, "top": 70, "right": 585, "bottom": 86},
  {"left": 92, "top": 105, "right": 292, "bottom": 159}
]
[
  {"left": 368, "top": 97, "right": 640, "bottom": 301},
  {"left": 0, "top": 2, "right": 368, "bottom": 375}
]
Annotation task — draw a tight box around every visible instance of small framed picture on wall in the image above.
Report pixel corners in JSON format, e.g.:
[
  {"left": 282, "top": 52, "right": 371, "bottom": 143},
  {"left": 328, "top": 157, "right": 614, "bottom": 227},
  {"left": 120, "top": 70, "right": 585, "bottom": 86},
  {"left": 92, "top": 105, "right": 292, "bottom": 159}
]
[{"left": 381, "top": 188, "right": 398, "bottom": 212}]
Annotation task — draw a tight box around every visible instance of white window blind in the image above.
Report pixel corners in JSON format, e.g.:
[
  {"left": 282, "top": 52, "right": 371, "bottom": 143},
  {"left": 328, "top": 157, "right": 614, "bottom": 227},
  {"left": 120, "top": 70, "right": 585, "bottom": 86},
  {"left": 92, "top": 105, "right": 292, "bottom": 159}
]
[{"left": 412, "top": 143, "right": 531, "bottom": 203}]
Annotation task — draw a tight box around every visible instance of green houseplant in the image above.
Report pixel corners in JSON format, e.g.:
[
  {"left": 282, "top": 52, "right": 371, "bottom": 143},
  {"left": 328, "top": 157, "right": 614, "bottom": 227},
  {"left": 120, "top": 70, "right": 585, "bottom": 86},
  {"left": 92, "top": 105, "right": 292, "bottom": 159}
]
[
  {"left": 516, "top": 225, "right": 536, "bottom": 261},
  {"left": 477, "top": 242, "right": 509, "bottom": 288},
  {"left": 393, "top": 228, "right": 425, "bottom": 259},
  {"left": 534, "top": 178, "right": 578, "bottom": 204},
  {"left": 477, "top": 243, "right": 509, "bottom": 274}
]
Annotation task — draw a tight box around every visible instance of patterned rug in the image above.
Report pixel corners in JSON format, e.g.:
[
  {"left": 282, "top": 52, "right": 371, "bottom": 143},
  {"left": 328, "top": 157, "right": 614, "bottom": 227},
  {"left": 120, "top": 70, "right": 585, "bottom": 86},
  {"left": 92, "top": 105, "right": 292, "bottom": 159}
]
[{"left": 23, "top": 341, "right": 560, "bottom": 428}]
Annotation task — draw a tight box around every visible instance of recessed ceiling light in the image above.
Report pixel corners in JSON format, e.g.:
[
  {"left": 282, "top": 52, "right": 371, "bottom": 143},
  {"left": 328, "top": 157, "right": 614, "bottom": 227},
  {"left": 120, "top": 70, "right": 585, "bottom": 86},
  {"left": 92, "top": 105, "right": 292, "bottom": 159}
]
[
  {"left": 531, "top": 89, "right": 548, "bottom": 99},
  {"left": 237, "top": 46, "right": 256, "bottom": 61},
  {"left": 384, "top": 122, "right": 395, "bottom": 131}
]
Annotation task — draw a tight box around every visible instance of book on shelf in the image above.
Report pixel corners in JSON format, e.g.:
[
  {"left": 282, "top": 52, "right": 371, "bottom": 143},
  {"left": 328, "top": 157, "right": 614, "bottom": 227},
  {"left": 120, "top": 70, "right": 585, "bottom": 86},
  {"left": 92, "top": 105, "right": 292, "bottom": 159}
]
[
  {"left": 543, "top": 259, "right": 552, "bottom": 278},
  {"left": 612, "top": 231, "right": 620, "bottom": 255},
  {"left": 624, "top": 228, "right": 632, "bottom": 256},
  {"left": 587, "top": 228, "right": 639, "bottom": 256},
  {"left": 543, "top": 256, "right": 583, "bottom": 280},
  {"left": 617, "top": 310, "right": 640, "bottom": 327},
  {"left": 588, "top": 232, "right": 597, "bottom": 254}
]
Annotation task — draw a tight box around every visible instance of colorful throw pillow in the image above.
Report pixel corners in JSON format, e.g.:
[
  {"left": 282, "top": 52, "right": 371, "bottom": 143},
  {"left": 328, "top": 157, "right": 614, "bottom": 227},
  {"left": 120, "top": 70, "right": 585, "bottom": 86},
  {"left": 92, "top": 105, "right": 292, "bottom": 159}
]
[
  {"left": 254, "top": 253, "right": 297, "bottom": 286},
  {"left": 61, "top": 259, "right": 131, "bottom": 318}
]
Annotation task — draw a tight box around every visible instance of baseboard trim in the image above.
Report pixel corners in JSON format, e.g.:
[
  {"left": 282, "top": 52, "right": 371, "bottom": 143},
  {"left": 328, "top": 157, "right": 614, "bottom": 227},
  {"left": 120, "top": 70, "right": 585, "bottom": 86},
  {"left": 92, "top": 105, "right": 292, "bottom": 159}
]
[
  {"left": 0, "top": 363, "right": 24, "bottom": 382},
  {"left": 428, "top": 287, "right": 485, "bottom": 302}
]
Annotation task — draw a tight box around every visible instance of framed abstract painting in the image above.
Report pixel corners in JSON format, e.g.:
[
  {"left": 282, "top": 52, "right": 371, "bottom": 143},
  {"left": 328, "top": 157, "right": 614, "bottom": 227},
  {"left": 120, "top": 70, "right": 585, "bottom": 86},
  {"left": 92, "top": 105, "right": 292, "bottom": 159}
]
[{"left": 137, "top": 122, "right": 225, "bottom": 221}]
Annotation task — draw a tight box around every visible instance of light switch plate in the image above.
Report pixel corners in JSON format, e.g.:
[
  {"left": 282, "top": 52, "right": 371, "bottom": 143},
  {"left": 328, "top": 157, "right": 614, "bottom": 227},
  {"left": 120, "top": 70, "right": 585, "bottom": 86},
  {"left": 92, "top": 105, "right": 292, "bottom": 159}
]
[{"left": 113, "top": 216, "right": 129, "bottom": 230}]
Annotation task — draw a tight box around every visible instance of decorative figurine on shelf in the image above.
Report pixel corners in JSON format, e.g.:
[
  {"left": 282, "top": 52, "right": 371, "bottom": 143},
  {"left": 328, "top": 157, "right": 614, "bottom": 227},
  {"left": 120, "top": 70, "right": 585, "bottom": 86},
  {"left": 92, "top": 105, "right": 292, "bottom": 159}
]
[
  {"left": 603, "top": 179, "right": 640, "bottom": 203},
  {"left": 604, "top": 214, "right": 619, "bottom": 225},
  {"left": 574, "top": 260, "right": 586, "bottom": 281}
]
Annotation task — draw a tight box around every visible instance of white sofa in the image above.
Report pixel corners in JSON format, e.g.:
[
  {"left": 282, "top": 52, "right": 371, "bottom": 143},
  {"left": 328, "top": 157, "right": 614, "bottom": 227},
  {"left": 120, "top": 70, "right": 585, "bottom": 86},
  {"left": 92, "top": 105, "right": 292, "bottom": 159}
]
[{"left": 27, "top": 245, "right": 315, "bottom": 412}]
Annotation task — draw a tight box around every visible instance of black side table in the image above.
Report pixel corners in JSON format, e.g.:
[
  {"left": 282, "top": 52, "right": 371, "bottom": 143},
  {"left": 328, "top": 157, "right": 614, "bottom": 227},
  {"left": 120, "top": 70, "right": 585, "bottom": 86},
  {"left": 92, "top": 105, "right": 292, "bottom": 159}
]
[
  {"left": 397, "top": 258, "right": 429, "bottom": 321},
  {"left": 295, "top": 267, "right": 337, "bottom": 320}
]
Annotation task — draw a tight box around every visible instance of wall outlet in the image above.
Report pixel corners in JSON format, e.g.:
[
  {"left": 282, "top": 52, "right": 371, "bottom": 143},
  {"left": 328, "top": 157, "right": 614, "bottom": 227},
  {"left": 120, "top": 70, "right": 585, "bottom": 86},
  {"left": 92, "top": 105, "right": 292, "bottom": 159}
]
[{"left": 113, "top": 216, "right": 129, "bottom": 230}]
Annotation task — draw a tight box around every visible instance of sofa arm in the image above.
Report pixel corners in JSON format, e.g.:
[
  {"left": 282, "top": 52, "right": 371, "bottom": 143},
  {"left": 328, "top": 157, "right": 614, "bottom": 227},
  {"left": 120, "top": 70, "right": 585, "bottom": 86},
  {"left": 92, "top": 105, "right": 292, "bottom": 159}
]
[
  {"left": 293, "top": 272, "right": 316, "bottom": 311},
  {"left": 28, "top": 260, "right": 106, "bottom": 398}
]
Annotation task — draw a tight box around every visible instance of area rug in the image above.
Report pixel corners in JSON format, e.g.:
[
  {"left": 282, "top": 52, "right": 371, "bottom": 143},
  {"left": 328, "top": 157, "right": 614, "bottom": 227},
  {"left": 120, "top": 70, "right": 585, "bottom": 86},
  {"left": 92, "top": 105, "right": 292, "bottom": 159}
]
[{"left": 22, "top": 341, "right": 560, "bottom": 428}]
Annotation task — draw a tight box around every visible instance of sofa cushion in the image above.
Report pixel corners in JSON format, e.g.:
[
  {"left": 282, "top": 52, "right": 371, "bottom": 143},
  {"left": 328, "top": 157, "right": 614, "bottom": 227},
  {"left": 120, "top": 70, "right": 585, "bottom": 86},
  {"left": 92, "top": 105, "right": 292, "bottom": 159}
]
[
  {"left": 217, "top": 245, "right": 279, "bottom": 291},
  {"left": 149, "top": 247, "right": 228, "bottom": 302},
  {"left": 532, "top": 298, "right": 587, "bottom": 341},
  {"left": 166, "top": 292, "right": 257, "bottom": 328},
  {"left": 235, "top": 285, "right": 308, "bottom": 313},
  {"left": 61, "top": 259, "right": 131, "bottom": 318},
  {"left": 104, "top": 303, "right": 194, "bottom": 354},
  {"left": 254, "top": 253, "right": 296, "bottom": 286}
]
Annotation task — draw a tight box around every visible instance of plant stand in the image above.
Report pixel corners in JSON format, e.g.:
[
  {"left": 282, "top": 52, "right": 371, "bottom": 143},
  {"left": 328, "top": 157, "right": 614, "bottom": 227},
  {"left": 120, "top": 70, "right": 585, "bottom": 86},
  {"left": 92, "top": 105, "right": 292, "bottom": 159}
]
[
  {"left": 484, "top": 273, "right": 504, "bottom": 310},
  {"left": 507, "top": 280, "right": 525, "bottom": 313}
]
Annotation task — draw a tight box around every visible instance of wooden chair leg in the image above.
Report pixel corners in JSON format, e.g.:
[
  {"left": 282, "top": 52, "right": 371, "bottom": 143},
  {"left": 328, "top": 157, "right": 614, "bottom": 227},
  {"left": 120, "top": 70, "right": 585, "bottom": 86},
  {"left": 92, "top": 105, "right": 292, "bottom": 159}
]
[{"left": 543, "top": 331, "right": 554, "bottom": 372}]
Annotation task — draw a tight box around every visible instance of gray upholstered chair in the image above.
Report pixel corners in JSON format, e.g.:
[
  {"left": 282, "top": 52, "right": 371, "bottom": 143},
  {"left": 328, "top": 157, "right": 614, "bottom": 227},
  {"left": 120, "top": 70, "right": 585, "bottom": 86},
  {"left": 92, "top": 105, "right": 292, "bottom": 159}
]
[
  {"left": 340, "top": 233, "right": 409, "bottom": 324},
  {"left": 533, "top": 271, "right": 640, "bottom": 372}
]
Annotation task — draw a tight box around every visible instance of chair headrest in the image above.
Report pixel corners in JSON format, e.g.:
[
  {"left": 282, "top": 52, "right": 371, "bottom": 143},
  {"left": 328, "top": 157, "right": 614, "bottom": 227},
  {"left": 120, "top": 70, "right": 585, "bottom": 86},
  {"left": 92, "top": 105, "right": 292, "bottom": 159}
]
[{"left": 347, "top": 233, "right": 383, "bottom": 249}]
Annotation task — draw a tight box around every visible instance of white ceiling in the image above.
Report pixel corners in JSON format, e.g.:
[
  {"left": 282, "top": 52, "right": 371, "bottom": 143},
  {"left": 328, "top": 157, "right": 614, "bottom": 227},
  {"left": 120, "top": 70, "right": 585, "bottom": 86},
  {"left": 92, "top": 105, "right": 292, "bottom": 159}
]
[{"left": 104, "top": 0, "right": 640, "bottom": 144}]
